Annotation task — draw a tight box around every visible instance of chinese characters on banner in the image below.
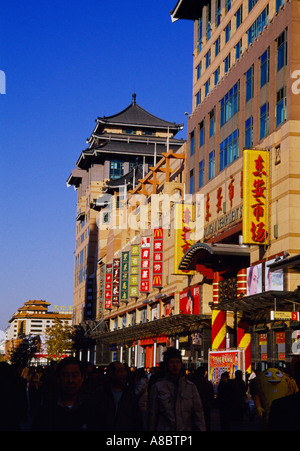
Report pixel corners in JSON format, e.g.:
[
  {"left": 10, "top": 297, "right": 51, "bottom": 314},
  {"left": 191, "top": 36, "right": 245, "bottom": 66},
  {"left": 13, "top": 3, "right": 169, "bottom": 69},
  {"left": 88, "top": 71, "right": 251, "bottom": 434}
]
[
  {"left": 243, "top": 149, "right": 269, "bottom": 244},
  {"left": 120, "top": 251, "right": 129, "bottom": 302},
  {"left": 140, "top": 236, "right": 151, "bottom": 292},
  {"left": 174, "top": 204, "right": 195, "bottom": 275},
  {"left": 112, "top": 258, "right": 120, "bottom": 306},
  {"left": 129, "top": 244, "right": 139, "bottom": 297},
  {"left": 104, "top": 263, "right": 113, "bottom": 309},
  {"left": 152, "top": 228, "right": 163, "bottom": 287}
]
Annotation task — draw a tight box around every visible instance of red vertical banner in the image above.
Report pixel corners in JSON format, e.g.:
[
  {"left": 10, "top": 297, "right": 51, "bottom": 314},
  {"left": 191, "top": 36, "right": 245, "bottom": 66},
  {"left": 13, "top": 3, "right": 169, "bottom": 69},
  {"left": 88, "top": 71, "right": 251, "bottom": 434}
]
[
  {"left": 152, "top": 228, "right": 163, "bottom": 287},
  {"left": 140, "top": 237, "right": 151, "bottom": 293},
  {"left": 112, "top": 258, "right": 120, "bottom": 306},
  {"left": 104, "top": 263, "right": 113, "bottom": 309}
]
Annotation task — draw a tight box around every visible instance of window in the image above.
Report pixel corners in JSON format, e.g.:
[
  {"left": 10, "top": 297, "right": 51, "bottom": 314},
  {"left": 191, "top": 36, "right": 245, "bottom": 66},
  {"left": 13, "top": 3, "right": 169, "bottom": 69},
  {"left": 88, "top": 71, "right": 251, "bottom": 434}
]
[
  {"left": 276, "top": 87, "right": 287, "bottom": 127},
  {"left": 214, "top": 36, "right": 220, "bottom": 57},
  {"left": 198, "top": 17, "right": 203, "bottom": 52},
  {"left": 245, "top": 65, "right": 254, "bottom": 102},
  {"left": 205, "top": 49, "right": 211, "bottom": 69},
  {"left": 196, "top": 62, "right": 202, "bottom": 80},
  {"left": 260, "top": 103, "right": 269, "bottom": 139},
  {"left": 260, "top": 48, "right": 269, "bottom": 87},
  {"left": 209, "top": 108, "right": 215, "bottom": 138},
  {"left": 110, "top": 160, "right": 124, "bottom": 180},
  {"left": 205, "top": 79, "right": 210, "bottom": 97},
  {"left": 214, "top": 67, "right": 220, "bottom": 86},
  {"left": 248, "top": 7, "right": 269, "bottom": 45},
  {"left": 225, "top": 0, "right": 231, "bottom": 14},
  {"left": 220, "top": 81, "right": 239, "bottom": 127},
  {"left": 276, "top": 0, "right": 284, "bottom": 13},
  {"left": 235, "top": 40, "right": 242, "bottom": 61},
  {"left": 219, "top": 130, "right": 239, "bottom": 172},
  {"left": 199, "top": 160, "right": 205, "bottom": 188},
  {"left": 196, "top": 90, "right": 201, "bottom": 107},
  {"left": 206, "top": 2, "right": 212, "bottom": 40},
  {"left": 245, "top": 117, "right": 253, "bottom": 148},
  {"left": 225, "top": 22, "right": 231, "bottom": 44},
  {"left": 277, "top": 29, "right": 287, "bottom": 71},
  {"left": 236, "top": 6, "right": 242, "bottom": 29},
  {"left": 248, "top": 0, "right": 259, "bottom": 13},
  {"left": 209, "top": 151, "right": 215, "bottom": 180},
  {"left": 199, "top": 120, "right": 205, "bottom": 147},
  {"left": 224, "top": 54, "right": 231, "bottom": 74},
  {"left": 189, "top": 169, "right": 194, "bottom": 194},
  {"left": 216, "top": 0, "right": 221, "bottom": 27},
  {"left": 190, "top": 130, "right": 195, "bottom": 156}
]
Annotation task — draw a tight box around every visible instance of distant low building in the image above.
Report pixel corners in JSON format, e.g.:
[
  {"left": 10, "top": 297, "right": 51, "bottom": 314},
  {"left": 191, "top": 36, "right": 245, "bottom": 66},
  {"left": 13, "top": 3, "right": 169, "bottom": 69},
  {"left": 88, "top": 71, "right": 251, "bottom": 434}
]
[{"left": 5, "top": 300, "right": 73, "bottom": 364}]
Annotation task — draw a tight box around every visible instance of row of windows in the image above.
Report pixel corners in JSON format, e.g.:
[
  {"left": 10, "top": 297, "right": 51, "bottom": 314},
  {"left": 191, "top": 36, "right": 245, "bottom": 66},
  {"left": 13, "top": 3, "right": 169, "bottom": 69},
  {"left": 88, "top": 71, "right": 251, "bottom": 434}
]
[
  {"left": 195, "top": 4, "right": 287, "bottom": 109},
  {"left": 192, "top": 26, "right": 288, "bottom": 150},
  {"left": 190, "top": 50, "right": 287, "bottom": 193},
  {"left": 191, "top": 82, "right": 286, "bottom": 192},
  {"left": 198, "top": 0, "right": 285, "bottom": 53}
]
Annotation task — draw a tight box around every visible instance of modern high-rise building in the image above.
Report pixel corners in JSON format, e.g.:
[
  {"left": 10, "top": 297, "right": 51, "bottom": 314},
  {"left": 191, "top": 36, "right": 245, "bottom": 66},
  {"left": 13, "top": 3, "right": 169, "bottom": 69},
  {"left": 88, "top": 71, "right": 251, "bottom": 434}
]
[
  {"left": 171, "top": 0, "right": 300, "bottom": 373},
  {"left": 67, "top": 95, "right": 184, "bottom": 329}
]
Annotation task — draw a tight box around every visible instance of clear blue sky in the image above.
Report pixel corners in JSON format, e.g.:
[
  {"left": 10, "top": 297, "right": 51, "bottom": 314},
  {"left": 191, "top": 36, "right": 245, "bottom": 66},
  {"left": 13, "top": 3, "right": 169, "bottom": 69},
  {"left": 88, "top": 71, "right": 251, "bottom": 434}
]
[{"left": 0, "top": 1, "right": 193, "bottom": 332}]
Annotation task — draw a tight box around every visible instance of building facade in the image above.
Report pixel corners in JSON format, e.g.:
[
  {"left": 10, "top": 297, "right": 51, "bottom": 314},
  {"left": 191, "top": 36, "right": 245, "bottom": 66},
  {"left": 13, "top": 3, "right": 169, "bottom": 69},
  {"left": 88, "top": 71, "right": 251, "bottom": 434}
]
[
  {"left": 171, "top": 0, "right": 300, "bottom": 373},
  {"left": 5, "top": 300, "right": 73, "bottom": 364},
  {"left": 67, "top": 95, "right": 185, "bottom": 361}
]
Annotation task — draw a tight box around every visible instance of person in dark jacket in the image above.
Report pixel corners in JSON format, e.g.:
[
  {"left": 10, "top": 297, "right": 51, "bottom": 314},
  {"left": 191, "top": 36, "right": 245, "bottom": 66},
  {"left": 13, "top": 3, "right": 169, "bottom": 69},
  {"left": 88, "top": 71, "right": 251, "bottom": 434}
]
[
  {"left": 31, "top": 357, "right": 100, "bottom": 431},
  {"left": 96, "top": 361, "right": 141, "bottom": 431},
  {"left": 231, "top": 369, "right": 247, "bottom": 427},
  {"left": 217, "top": 371, "right": 233, "bottom": 430},
  {"left": 192, "top": 366, "right": 214, "bottom": 431}
]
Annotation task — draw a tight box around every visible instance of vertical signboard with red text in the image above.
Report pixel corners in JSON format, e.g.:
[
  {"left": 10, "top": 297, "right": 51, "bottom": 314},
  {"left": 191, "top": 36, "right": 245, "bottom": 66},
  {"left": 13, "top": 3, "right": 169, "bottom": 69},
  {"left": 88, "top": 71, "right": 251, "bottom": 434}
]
[
  {"left": 152, "top": 228, "right": 163, "bottom": 287},
  {"left": 112, "top": 258, "right": 120, "bottom": 307},
  {"left": 140, "top": 236, "right": 151, "bottom": 293},
  {"left": 104, "top": 263, "right": 113, "bottom": 309},
  {"left": 243, "top": 149, "right": 269, "bottom": 244}
]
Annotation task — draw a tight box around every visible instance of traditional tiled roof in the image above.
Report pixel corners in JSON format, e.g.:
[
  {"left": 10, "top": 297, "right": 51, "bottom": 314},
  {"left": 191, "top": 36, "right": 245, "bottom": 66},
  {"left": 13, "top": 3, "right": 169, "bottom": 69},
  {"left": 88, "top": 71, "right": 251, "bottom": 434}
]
[{"left": 95, "top": 94, "right": 183, "bottom": 134}]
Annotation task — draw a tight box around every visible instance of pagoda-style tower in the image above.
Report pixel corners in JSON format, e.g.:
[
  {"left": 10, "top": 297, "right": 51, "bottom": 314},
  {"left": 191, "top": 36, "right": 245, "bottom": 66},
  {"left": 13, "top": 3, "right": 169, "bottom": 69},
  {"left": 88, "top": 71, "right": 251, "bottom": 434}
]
[{"left": 67, "top": 95, "right": 184, "bottom": 327}]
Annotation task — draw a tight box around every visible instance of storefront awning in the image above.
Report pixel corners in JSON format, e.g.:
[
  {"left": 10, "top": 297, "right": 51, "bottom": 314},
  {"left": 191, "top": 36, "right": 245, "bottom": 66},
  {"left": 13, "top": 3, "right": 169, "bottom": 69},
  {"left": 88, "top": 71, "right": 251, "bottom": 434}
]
[
  {"left": 210, "top": 290, "right": 300, "bottom": 322},
  {"left": 178, "top": 242, "right": 250, "bottom": 272},
  {"left": 87, "top": 313, "right": 211, "bottom": 344}
]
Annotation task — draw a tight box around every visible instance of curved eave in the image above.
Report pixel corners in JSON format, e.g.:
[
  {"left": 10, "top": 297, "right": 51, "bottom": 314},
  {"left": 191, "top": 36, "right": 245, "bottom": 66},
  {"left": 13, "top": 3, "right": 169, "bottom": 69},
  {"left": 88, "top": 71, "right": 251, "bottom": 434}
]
[{"left": 178, "top": 242, "right": 250, "bottom": 272}]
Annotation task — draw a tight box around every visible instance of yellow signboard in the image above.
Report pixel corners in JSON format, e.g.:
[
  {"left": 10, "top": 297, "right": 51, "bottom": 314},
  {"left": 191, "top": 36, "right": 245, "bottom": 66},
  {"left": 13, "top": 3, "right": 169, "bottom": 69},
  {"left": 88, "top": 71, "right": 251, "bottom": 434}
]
[
  {"left": 174, "top": 203, "right": 195, "bottom": 275},
  {"left": 243, "top": 149, "right": 269, "bottom": 244},
  {"left": 271, "top": 311, "right": 299, "bottom": 321}
]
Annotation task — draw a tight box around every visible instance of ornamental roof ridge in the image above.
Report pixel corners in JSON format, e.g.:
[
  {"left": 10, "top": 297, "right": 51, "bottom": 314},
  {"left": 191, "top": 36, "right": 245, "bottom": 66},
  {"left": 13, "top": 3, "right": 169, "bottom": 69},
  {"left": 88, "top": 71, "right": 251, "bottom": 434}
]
[{"left": 96, "top": 94, "right": 183, "bottom": 133}]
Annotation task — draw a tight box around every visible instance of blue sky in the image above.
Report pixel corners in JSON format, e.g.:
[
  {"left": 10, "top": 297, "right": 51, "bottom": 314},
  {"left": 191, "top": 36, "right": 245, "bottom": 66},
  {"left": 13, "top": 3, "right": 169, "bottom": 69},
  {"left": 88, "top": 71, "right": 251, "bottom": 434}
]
[{"left": 0, "top": 1, "right": 193, "bottom": 332}]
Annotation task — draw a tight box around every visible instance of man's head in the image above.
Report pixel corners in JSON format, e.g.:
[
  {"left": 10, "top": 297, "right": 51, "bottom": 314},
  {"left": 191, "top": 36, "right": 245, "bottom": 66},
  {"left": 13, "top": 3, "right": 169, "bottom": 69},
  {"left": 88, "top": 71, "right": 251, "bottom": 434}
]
[
  {"left": 56, "top": 357, "right": 84, "bottom": 398},
  {"left": 107, "top": 361, "right": 128, "bottom": 389},
  {"left": 163, "top": 347, "right": 183, "bottom": 378}
]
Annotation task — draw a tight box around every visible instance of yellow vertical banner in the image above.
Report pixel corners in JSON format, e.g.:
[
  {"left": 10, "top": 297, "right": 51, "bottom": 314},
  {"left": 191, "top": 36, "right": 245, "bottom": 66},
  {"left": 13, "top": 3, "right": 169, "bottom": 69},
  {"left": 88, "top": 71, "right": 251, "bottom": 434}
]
[
  {"left": 174, "top": 203, "right": 195, "bottom": 275},
  {"left": 243, "top": 149, "right": 269, "bottom": 245}
]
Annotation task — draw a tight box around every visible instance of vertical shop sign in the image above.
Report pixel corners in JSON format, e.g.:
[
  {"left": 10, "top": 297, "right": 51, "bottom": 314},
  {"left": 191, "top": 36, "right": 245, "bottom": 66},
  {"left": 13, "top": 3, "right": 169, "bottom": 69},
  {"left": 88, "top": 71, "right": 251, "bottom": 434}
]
[
  {"left": 112, "top": 258, "right": 120, "bottom": 306},
  {"left": 140, "top": 237, "right": 151, "bottom": 292},
  {"left": 153, "top": 228, "right": 163, "bottom": 287},
  {"left": 104, "top": 263, "right": 113, "bottom": 309},
  {"left": 243, "top": 149, "right": 269, "bottom": 244},
  {"left": 130, "top": 244, "right": 139, "bottom": 297},
  {"left": 174, "top": 203, "right": 195, "bottom": 275},
  {"left": 120, "top": 251, "right": 129, "bottom": 302}
]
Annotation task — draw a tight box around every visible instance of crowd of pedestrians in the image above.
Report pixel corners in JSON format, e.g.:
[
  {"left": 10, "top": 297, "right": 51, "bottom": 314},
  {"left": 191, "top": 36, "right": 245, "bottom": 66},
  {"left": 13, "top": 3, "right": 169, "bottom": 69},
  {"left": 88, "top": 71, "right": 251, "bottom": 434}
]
[{"left": 0, "top": 348, "right": 299, "bottom": 432}]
